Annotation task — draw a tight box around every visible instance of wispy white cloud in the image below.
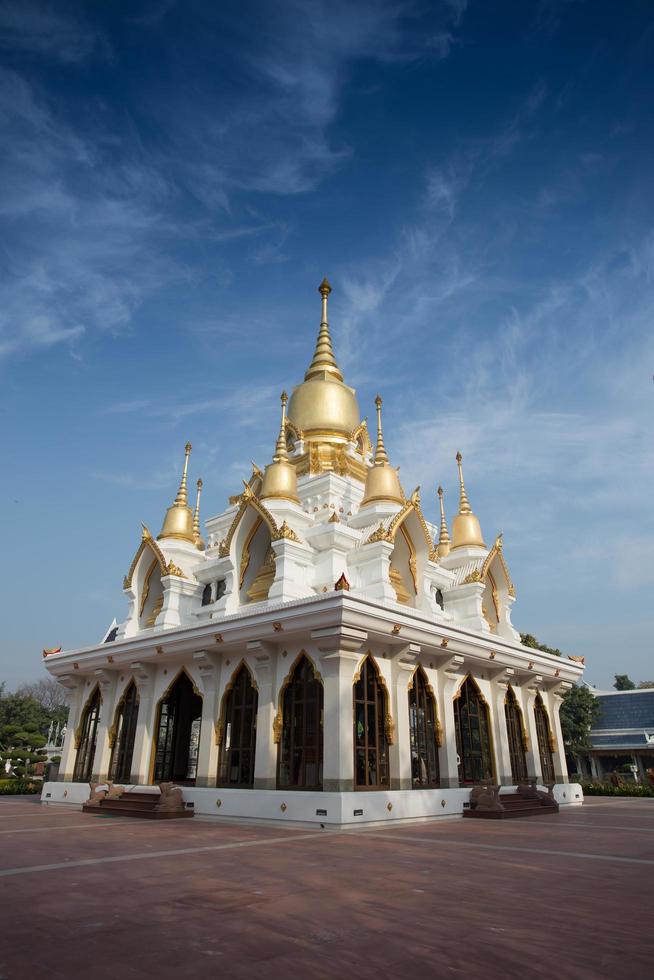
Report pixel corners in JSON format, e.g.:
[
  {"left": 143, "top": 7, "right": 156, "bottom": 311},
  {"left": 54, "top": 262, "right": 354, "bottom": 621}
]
[{"left": 0, "top": 1, "right": 106, "bottom": 62}]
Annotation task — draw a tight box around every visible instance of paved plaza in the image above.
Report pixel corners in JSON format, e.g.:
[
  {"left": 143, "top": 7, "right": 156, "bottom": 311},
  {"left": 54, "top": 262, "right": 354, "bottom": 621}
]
[{"left": 0, "top": 796, "right": 652, "bottom": 979}]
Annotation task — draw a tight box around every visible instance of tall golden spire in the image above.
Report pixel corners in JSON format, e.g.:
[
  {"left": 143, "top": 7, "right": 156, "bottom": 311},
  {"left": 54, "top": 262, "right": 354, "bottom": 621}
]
[
  {"left": 373, "top": 394, "right": 389, "bottom": 464},
  {"left": 361, "top": 394, "right": 403, "bottom": 506},
  {"left": 273, "top": 391, "right": 289, "bottom": 462},
  {"left": 158, "top": 442, "right": 196, "bottom": 543},
  {"left": 193, "top": 478, "right": 205, "bottom": 551},
  {"left": 437, "top": 485, "right": 451, "bottom": 557},
  {"left": 260, "top": 392, "right": 300, "bottom": 503},
  {"left": 451, "top": 451, "right": 485, "bottom": 549},
  {"left": 304, "top": 278, "right": 344, "bottom": 382}
]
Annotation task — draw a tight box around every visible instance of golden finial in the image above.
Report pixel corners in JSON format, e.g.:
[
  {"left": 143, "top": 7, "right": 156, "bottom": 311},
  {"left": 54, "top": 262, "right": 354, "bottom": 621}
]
[
  {"left": 158, "top": 442, "right": 196, "bottom": 543},
  {"left": 374, "top": 394, "right": 389, "bottom": 464},
  {"left": 451, "top": 451, "right": 485, "bottom": 549},
  {"left": 193, "top": 478, "right": 205, "bottom": 550},
  {"left": 273, "top": 391, "right": 289, "bottom": 463},
  {"left": 455, "top": 451, "right": 472, "bottom": 515},
  {"left": 437, "top": 485, "right": 451, "bottom": 557},
  {"left": 173, "top": 442, "right": 192, "bottom": 507},
  {"left": 304, "top": 278, "right": 343, "bottom": 383}
]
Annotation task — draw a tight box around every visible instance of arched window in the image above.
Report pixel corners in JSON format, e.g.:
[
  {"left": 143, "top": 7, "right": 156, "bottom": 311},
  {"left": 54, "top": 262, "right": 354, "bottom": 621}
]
[
  {"left": 535, "top": 694, "right": 555, "bottom": 784},
  {"left": 454, "top": 676, "right": 494, "bottom": 785},
  {"left": 408, "top": 667, "right": 440, "bottom": 788},
  {"left": 504, "top": 686, "right": 528, "bottom": 784},
  {"left": 73, "top": 688, "right": 102, "bottom": 783},
  {"left": 277, "top": 655, "right": 323, "bottom": 790},
  {"left": 201, "top": 584, "right": 213, "bottom": 606},
  {"left": 153, "top": 671, "right": 203, "bottom": 784},
  {"left": 109, "top": 682, "right": 139, "bottom": 783},
  {"left": 218, "top": 665, "right": 258, "bottom": 788},
  {"left": 354, "top": 656, "right": 390, "bottom": 789}
]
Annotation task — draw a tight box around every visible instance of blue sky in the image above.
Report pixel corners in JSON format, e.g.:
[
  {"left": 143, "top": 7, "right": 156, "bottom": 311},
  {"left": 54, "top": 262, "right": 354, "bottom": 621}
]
[{"left": 1, "top": 0, "right": 652, "bottom": 690}]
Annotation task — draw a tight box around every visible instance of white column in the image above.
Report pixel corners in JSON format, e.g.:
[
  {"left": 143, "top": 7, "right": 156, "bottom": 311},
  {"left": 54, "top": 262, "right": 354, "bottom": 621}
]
[
  {"left": 315, "top": 626, "right": 368, "bottom": 792},
  {"left": 251, "top": 641, "right": 277, "bottom": 790},
  {"left": 194, "top": 651, "right": 222, "bottom": 788},
  {"left": 550, "top": 684, "right": 571, "bottom": 783},
  {"left": 129, "top": 662, "right": 156, "bottom": 785},
  {"left": 389, "top": 644, "right": 420, "bottom": 791},
  {"left": 93, "top": 669, "right": 118, "bottom": 781},
  {"left": 57, "top": 675, "right": 84, "bottom": 781},
  {"left": 523, "top": 678, "right": 544, "bottom": 784},
  {"left": 492, "top": 668, "right": 515, "bottom": 787},
  {"left": 437, "top": 655, "right": 465, "bottom": 788}
]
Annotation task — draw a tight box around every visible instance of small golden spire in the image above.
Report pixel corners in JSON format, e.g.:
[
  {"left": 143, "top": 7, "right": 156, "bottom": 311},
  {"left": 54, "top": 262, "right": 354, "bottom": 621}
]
[
  {"left": 374, "top": 395, "right": 389, "bottom": 464},
  {"left": 451, "top": 451, "right": 485, "bottom": 549},
  {"left": 193, "top": 478, "right": 205, "bottom": 550},
  {"left": 304, "top": 278, "right": 344, "bottom": 383},
  {"left": 437, "top": 485, "right": 451, "bottom": 557},
  {"left": 273, "top": 391, "right": 289, "bottom": 463},
  {"left": 455, "top": 451, "right": 471, "bottom": 514},
  {"left": 158, "top": 442, "right": 196, "bottom": 543}
]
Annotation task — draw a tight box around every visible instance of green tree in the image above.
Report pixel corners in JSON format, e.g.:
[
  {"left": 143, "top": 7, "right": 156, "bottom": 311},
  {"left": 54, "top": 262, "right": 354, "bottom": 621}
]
[
  {"left": 0, "top": 691, "right": 53, "bottom": 779},
  {"left": 15, "top": 679, "right": 68, "bottom": 727},
  {"left": 520, "top": 633, "right": 563, "bottom": 657},
  {"left": 560, "top": 684, "right": 600, "bottom": 750},
  {"left": 613, "top": 674, "right": 636, "bottom": 691}
]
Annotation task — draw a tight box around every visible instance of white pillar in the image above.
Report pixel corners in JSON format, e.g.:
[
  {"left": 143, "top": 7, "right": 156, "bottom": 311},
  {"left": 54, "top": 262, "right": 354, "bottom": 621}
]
[
  {"left": 437, "top": 656, "right": 465, "bottom": 788},
  {"left": 251, "top": 642, "right": 277, "bottom": 790},
  {"left": 523, "top": 679, "right": 544, "bottom": 784},
  {"left": 58, "top": 675, "right": 84, "bottom": 781},
  {"left": 550, "top": 685, "right": 571, "bottom": 783},
  {"left": 390, "top": 644, "right": 420, "bottom": 791},
  {"left": 492, "top": 668, "right": 515, "bottom": 787},
  {"left": 93, "top": 669, "right": 118, "bottom": 781},
  {"left": 129, "top": 662, "right": 156, "bottom": 785},
  {"left": 315, "top": 626, "right": 368, "bottom": 792},
  {"left": 194, "top": 651, "right": 222, "bottom": 788}
]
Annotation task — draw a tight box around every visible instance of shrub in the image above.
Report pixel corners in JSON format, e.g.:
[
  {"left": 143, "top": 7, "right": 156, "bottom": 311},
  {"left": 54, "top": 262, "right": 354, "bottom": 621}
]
[
  {"left": 0, "top": 779, "right": 41, "bottom": 795},
  {"left": 581, "top": 781, "right": 654, "bottom": 798}
]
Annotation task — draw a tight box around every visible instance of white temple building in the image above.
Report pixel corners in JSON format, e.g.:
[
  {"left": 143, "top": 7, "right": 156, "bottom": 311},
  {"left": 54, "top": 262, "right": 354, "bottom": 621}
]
[{"left": 42, "top": 279, "right": 584, "bottom": 824}]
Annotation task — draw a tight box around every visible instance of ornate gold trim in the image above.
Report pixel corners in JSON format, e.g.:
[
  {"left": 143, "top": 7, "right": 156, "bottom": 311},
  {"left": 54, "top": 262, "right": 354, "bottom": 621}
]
[
  {"left": 123, "top": 524, "right": 168, "bottom": 589},
  {"left": 218, "top": 490, "right": 280, "bottom": 559},
  {"left": 481, "top": 535, "right": 516, "bottom": 598},
  {"left": 165, "top": 559, "right": 184, "bottom": 578},
  {"left": 272, "top": 521, "right": 302, "bottom": 543},
  {"left": 349, "top": 420, "right": 372, "bottom": 455},
  {"left": 239, "top": 517, "right": 262, "bottom": 588},
  {"left": 139, "top": 559, "right": 157, "bottom": 617}
]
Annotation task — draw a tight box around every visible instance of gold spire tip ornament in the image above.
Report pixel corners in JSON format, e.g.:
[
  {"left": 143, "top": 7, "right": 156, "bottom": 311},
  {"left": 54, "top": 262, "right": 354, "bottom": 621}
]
[
  {"left": 373, "top": 394, "right": 389, "bottom": 464},
  {"left": 193, "top": 478, "right": 205, "bottom": 550},
  {"left": 451, "top": 450, "right": 485, "bottom": 549},
  {"left": 273, "top": 390, "right": 290, "bottom": 463},
  {"left": 260, "top": 390, "right": 300, "bottom": 503},
  {"left": 455, "top": 450, "right": 471, "bottom": 515},
  {"left": 303, "top": 278, "right": 343, "bottom": 383},
  {"left": 158, "top": 442, "right": 196, "bottom": 543},
  {"left": 437, "top": 484, "right": 451, "bottom": 557}
]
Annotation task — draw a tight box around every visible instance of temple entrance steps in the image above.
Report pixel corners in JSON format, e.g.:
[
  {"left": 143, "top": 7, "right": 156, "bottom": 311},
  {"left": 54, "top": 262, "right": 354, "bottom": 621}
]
[
  {"left": 82, "top": 786, "right": 193, "bottom": 820},
  {"left": 463, "top": 786, "right": 560, "bottom": 820}
]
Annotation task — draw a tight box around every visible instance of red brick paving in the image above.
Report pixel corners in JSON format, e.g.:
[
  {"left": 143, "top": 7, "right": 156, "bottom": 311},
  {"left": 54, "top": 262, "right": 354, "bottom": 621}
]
[{"left": 0, "top": 795, "right": 652, "bottom": 979}]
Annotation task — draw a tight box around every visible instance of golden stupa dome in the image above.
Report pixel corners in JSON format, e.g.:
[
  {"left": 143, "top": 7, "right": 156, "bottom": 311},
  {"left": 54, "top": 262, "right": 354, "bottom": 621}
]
[
  {"left": 361, "top": 396, "right": 404, "bottom": 506},
  {"left": 286, "top": 279, "right": 361, "bottom": 441},
  {"left": 450, "top": 452, "right": 486, "bottom": 549},
  {"left": 158, "top": 443, "right": 196, "bottom": 544},
  {"left": 260, "top": 392, "right": 300, "bottom": 503}
]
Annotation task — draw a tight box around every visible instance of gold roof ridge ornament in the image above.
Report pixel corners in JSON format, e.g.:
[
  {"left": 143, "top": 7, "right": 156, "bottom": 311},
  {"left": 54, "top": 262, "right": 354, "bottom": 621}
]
[
  {"left": 360, "top": 394, "right": 404, "bottom": 506},
  {"left": 437, "top": 485, "right": 451, "bottom": 557},
  {"left": 304, "top": 278, "right": 343, "bottom": 383},
  {"left": 158, "top": 442, "right": 196, "bottom": 544},
  {"left": 193, "top": 478, "right": 205, "bottom": 551},
  {"left": 260, "top": 392, "right": 301, "bottom": 503},
  {"left": 451, "top": 451, "right": 485, "bottom": 549}
]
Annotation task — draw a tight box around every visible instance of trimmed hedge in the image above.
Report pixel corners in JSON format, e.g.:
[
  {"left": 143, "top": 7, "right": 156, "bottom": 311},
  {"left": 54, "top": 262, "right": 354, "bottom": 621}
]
[
  {"left": 0, "top": 779, "right": 41, "bottom": 795},
  {"left": 581, "top": 782, "right": 654, "bottom": 798}
]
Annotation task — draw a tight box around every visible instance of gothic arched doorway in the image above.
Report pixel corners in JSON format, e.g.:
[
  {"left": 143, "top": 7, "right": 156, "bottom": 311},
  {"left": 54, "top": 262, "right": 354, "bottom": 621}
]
[
  {"left": 354, "top": 655, "right": 391, "bottom": 789},
  {"left": 535, "top": 693, "right": 555, "bottom": 784},
  {"left": 408, "top": 667, "right": 440, "bottom": 788},
  {"left": 217, "top": 664, "right": 258, "bottom": 788},
  {"left": 277, "top": 655, "right": 323, "bottom": 790},
  {"left": 454, "top": 676, "right": 494, "bottom": 785},
  {"left": 109, "top": 682, "right": 139, "bottom": 783},
  {"left": 504, "top": 685, "right": 528, "bottom": 784},
  {"left": 73, "top": 687, "right": 102, "bottom": 783},
  {"left": 153, "top": 671, "right": 203, "bottom": 784}
]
